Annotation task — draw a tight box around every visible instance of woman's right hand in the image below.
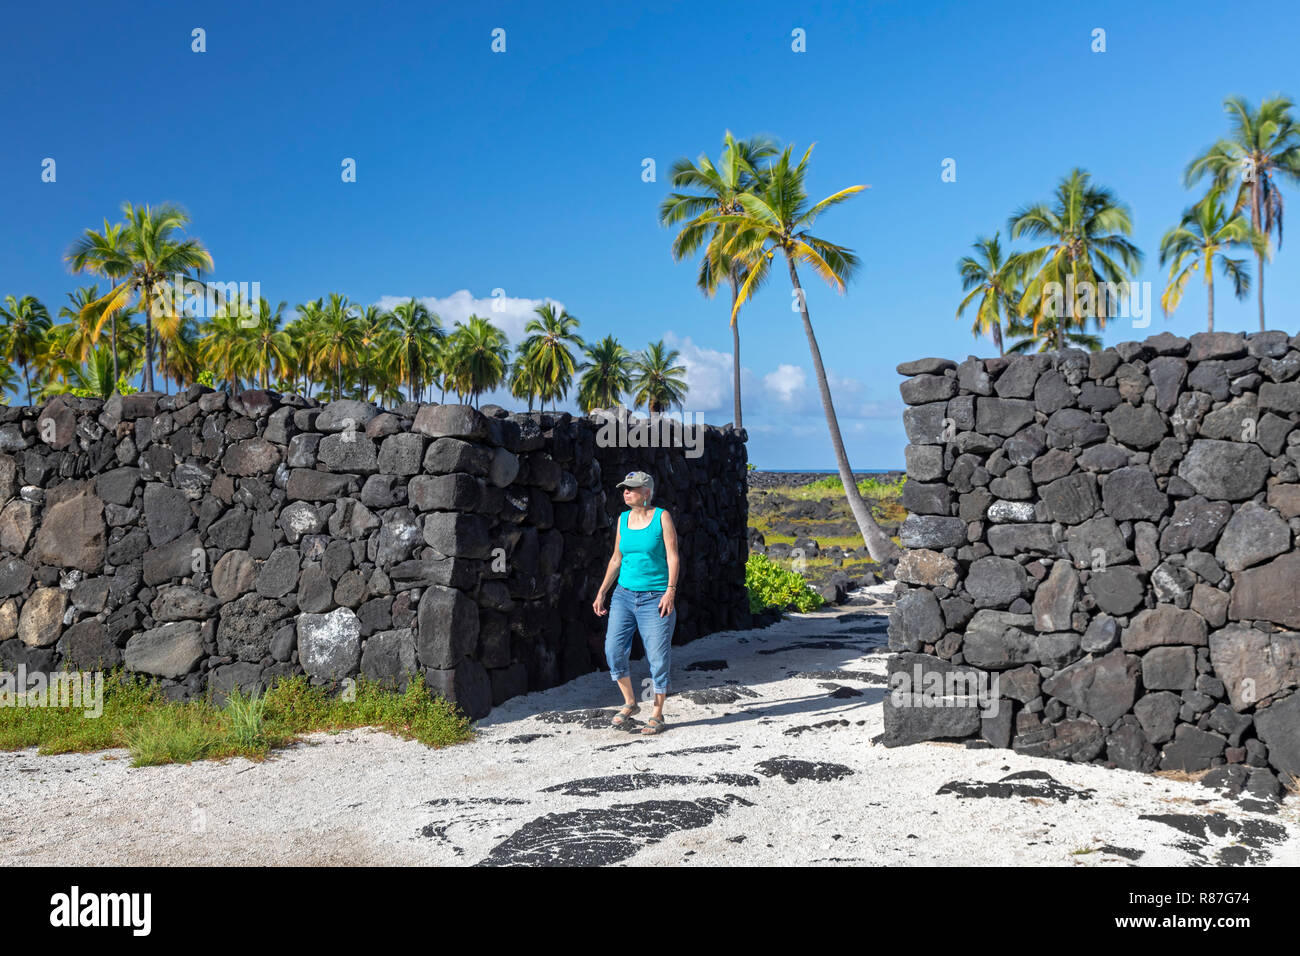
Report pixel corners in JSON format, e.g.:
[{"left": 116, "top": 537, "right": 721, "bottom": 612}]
[{"left": 593, "top": 590, "right": 608, "bottom": 617}]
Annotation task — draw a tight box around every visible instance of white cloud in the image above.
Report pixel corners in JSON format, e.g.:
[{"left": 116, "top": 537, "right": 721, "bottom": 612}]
[
  {"left": 761, "top": 364, "right": 806, "bottom": 405},
  {"left": 374, "top": 289, "right": 565, "bottom": 347},
  {"left": 661, "top": 331, "right": 731, "bottom": 413}
]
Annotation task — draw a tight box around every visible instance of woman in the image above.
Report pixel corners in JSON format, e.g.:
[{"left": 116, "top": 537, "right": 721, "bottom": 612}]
[{"left": 592, "top": 470, "right": 680, "bottom": 735}]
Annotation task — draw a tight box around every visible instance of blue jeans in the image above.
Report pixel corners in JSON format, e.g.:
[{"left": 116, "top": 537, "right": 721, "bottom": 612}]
[{"left": 605, "top": 584, "right": 675, "bottom": 696}]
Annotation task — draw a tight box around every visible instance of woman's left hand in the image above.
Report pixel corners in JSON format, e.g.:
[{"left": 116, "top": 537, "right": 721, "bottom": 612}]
[{"left": 658, "top": 590, "right": 675, "bottom": 618}]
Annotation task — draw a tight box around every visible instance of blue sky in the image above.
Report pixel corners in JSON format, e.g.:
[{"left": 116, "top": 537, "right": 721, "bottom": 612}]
[{"left": 2, "top": 0, "right": 1298, "bottom": 468}]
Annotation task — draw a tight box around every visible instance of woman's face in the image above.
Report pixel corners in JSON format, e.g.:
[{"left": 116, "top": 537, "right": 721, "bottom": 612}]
[{"left": 623, "top": 486, "right": 650, "bottom": 508}]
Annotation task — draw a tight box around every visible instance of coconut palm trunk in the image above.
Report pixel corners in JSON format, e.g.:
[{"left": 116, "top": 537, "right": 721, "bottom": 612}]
[
  {"left": 730, "top": 270, "right": 743, "bottom": 429},
  {"left": 142, "top": 292, "right": 156, "bottom": 392},
  {"left": 785, "top": 255, "right": 898, "bottom": 562},
  {"left": 1207, "top": 267, "right": 1215, "bottom": 333},
  {"left": 1251, "top": 183, "right": 1264, "bottom": 330}
]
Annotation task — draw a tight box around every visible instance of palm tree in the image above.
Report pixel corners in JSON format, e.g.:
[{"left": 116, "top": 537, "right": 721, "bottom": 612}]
[
  {"left": 58, "top": 284, "right": 118, "bottom": 364},
  {"left": 1004, "top": 311, "right": 1103, "bottom": 353},
  {"left": 41, "top": 343, "right": 144, "bottom": 401},
  {"left": 0, "top": 362, "right": 22, "bottom": 404},
  {"left": 316, "top": 293, "right": 363, "bottom": 400},
  {"left": 66, "top": 202, "right": 214, "bottom": 392},
  {"left": 697, "top": 143, "right": 898, "bottom": 563},
  {"left": 286, "top": 299, "right": 323, "bottom": 397},
  {"left": 387, "top": 298, "right": 442, "bottom": 402},
  {"left": 354, "top": 304, "right": 393, "bottom": 402},
  {"left": 507, "top": 354, "right": 544, "bottom": 412},
  {"left": 1186, "top": 95, "right": 1300, "bottom": 330},
  {"left": 445, "top": 315, "right": 509, "bottom": 407},
  {"left": 235, "top": 298, "right": 293, "bottom": 390},
  {"left": 153, "top": 289, "right": 202, "bottom": 394},
  {"left": 0, "top": 295, "right": 52, "bottom": 403},
  {"left": 1159, "top": 186, "right": 1266, "bottom": 331},
  {"left": 33, "top": 322, "right": 77, "bottom": 393},
  {"left": 518, "top": 303, "right": 584, "bottom": 412},
  {"left": 955, "top": 234, "right": 1020, "bottom": 356},
  {"left": 661, "top": 131, "right": 779, "bottom": 430},
  {"left": 201, "top": 300, "right": 255, "bottom": 392},
  {"left": 62, "top": 220, "right": 132, "bottom": 382},
  {"left": 630, "top": 340, "right": 688, "bottom": 413},
  {"left": 576, "top": 335, "right": 633, "bottom": 412},
  {"left": 1008, "top": 168, "right": 1143, "bottom": 350}
]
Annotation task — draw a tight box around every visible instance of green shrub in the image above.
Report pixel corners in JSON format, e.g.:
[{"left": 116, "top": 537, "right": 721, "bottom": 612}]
[{"left": 745, "top": 552, "right": 825, "bottom": 614}]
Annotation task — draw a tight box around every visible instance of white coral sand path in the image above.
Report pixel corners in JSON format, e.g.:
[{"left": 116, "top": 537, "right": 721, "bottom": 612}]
[{"left": 2, "top": 582, "right": 1298, "bottom": 866}]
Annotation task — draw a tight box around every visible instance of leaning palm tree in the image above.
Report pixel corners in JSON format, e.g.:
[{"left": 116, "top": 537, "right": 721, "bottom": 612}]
[
  {"left": 1185, "top": 95, "right": 1300, "bottom": 330},
  {"left": 66, "top": 202, "right": 214, "bottom": 391},
  {"left": 630, "top": 340, "right": 688, "bottom": 413},
  {"left": 697, "top": 143, "right": 898, "bottom": 563},
  {"left": 446, "top": 315, "right": 510, "bottom": 408},
  {"left": 1008, "top": 168, "right": 1143, "bottom": 350},
  {"left": 955, "top": 233, "right": 1020, "bottom": 356},
  {"left": 576, "top": 335, "right": 633, "bottom": 412},
  {"left": 1159, "top": 185, "right": 1266, "bottom": 331},
  {"left": 660, "top": 131, "right": 779, "bottom": 430},
  {"left": 0, "top": 295, "right": 52, "bottom": 403},
  {"left": 518, "top": 303, "right": 584, "bottom": 412}
]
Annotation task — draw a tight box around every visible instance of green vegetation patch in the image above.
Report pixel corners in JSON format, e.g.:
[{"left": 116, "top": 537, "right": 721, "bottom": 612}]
[
  {"left": 0, "top": 669, "right": 474, "bottom": 767},
  {"left": 745, "top": 552, "right": 826, "bottom": 614}
]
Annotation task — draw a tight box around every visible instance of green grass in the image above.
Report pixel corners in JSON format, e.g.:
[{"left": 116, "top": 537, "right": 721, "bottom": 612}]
[
  {"left": 0, "top": 669, "right": 475, "bottom": 767},
  {"left": 774, "top": 476, "right": 906, "bottom": 501}
]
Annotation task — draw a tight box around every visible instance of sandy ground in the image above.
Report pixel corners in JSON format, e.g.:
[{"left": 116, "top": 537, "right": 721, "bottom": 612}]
[{"left": 3, "top": 582, "right": 1298, "bottom": 867}]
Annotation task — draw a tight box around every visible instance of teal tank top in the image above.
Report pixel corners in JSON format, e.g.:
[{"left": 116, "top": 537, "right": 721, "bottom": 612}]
[{"left": 618, "top": 507, "right": 669, "bottom": 590}]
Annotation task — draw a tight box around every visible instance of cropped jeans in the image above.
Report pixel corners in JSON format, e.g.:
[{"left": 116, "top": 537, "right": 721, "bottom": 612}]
[{"left": 605, "top": 584, "right": 675, "bottom": 696}]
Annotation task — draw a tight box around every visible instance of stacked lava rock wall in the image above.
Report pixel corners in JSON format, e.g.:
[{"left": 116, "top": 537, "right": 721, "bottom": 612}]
[
  {"left": 885, "top": 330, "right": 1300, "bottom": 800},
  {"left": 0, "top": 391, "right": 749, "bottom": 719}
]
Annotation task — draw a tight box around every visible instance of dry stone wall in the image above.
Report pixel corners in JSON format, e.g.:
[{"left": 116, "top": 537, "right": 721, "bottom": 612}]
[
  {"left": 0, "top": 391, "right": 750, "bottom": 718},
  {"left": 885, "top": 330, "right": 1300, "bottom": 802}
]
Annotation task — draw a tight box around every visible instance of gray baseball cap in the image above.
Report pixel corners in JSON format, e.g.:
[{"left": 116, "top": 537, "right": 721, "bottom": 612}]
[{"left": 617, "top": 471, "right": 654, "bottom": 494}]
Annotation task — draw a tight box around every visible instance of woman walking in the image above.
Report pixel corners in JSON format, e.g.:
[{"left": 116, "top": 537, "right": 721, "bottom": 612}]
[{"left": 592, "top": 470, "right": 680, "bottom": 735}]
